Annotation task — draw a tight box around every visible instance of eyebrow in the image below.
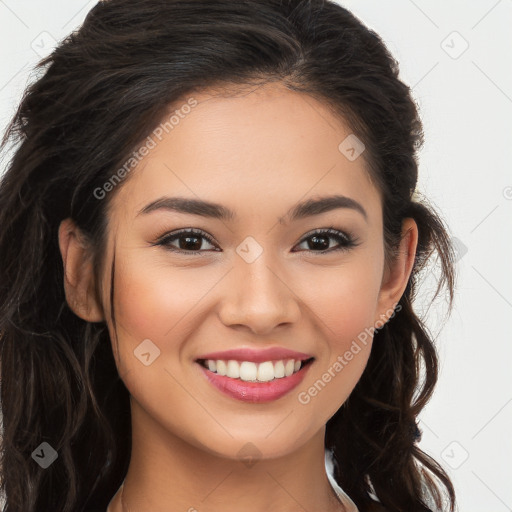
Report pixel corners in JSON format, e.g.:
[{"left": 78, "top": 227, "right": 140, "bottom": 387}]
[{"left": 137, "top": 194, "right": 368, "bottom": 223}]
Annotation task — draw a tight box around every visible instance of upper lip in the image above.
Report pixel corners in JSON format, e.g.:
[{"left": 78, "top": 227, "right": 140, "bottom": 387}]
[{"left": 196, "top": 347, "right": 314, "bottom": 363}]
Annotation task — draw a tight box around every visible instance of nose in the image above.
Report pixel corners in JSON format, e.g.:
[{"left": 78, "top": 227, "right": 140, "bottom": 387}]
[{"left": 217, "top": 253, "right": 301, "bottom": 335}]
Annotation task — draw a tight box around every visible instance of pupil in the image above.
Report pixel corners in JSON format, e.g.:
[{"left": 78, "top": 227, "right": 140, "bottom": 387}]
[
  {"left": 310, "top": 235, "right": 328, "bottom": 250},
  {"left": 181, "top": 235, "right": 201, "bottom": 250}
]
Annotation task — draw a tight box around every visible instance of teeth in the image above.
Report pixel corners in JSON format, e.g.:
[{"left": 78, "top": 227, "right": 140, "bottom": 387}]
[
  {"left": 274, "top": 360, "right": 285, "bottom": 378},
  {"left": 201, "top": 358, "right": 309, "bottom": 382},
  {"left": 257, "top": 361, "right": 274, "bottom": 382},
  {"left": 226, "top": 360, "right": 240, "bottom": 379},
  {"left": 240, "top": 361, "right": 258, "bottom": 381},
  {"left": 216, "top": 360, "right": 227, "bottom": 376},
  {"left": 285, "top": 359, "right": 294, "bottom": 377}
]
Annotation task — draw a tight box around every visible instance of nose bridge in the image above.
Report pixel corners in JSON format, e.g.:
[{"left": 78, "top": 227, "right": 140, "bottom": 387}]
[{"left": 218, "top": 241, "right": 300, "bottom": 333}]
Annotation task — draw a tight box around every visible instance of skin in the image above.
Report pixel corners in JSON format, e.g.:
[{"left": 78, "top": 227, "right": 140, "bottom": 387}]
[{"left": 58, "top": 82, "right": 418, "bottom": 512}]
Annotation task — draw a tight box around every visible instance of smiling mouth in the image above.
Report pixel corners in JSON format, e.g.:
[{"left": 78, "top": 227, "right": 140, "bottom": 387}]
[{"left": 196, "top": 357, "right": 314, "bottom": 383}]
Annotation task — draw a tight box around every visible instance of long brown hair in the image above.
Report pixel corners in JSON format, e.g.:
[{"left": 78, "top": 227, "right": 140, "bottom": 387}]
[{"left": 0, "top": 1, "right": 456, "bottom": 510}]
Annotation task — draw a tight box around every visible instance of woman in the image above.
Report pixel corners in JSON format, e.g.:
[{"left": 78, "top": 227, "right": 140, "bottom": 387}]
[{"left": 0, "top": 1, "right": 457, "bottom": 511}]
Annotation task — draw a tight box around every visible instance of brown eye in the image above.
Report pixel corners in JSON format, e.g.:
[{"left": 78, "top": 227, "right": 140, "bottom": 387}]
[
  {"left": 155, "top": 229, "right": 219, "bottom": 254},
  {"left": 293, "top": 228, "right": 359, "bottom": 253}
]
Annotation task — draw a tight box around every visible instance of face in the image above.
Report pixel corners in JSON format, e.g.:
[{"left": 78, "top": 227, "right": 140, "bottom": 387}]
[{"left": 67, "top": 82, "right": 412, "bottom": 461}]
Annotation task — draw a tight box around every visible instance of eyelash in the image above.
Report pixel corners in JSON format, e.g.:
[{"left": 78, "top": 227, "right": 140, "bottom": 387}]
[{"left": 153, "top": 227, "right": 360, "bottom": 255}]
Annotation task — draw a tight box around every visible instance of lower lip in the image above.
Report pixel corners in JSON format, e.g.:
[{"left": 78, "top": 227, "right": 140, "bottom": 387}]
[{"left": 197, "top": 361, "right": 312, "bottom": 403}]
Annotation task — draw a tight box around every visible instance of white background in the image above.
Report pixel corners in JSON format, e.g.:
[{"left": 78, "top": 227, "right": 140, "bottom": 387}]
[{"left": 0, "top": 1, "right": 511, "bottom": 511}]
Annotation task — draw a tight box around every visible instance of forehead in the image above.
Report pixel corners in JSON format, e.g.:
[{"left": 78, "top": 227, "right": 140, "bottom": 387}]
[{"left": 110, "top": 83, "right": 381, "bottom": 224}]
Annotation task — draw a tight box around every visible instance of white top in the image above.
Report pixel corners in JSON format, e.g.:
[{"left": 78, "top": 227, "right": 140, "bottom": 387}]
[{"left": 325, "top": 449, "right": 359, "bottom": 511}]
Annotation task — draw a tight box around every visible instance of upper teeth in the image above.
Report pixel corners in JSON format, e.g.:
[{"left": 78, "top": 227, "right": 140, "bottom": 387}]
[{"left": 203, "top": 359, "right": 304, "bottom": 382}]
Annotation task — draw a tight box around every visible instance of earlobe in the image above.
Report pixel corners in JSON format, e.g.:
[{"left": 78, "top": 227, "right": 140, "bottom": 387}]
[
  {"left": 375, "top": 218, "right": 418, "bottom": 325},
  {"left": 58, "top": 218, "right": 105, "bottom": 322}
]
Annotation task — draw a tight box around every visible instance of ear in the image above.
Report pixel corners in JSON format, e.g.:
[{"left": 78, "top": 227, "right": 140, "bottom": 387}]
[
  {"left": 374, "top": 217, "right": 418, "bottom": 326},
  {"left": 58, "top": 218, "right": 105, "bottom": 322}
]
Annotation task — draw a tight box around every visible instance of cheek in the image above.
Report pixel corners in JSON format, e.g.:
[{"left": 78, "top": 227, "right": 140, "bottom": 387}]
[
  {"left": 106, "top": 252, "right": 218, "bottom": 412},
  {"left": 322, "top": 280, "right": 376, "bottom": 383},
  {"left": 298, "top": 277, "right": 376, "bottom": 421},
  {"left": 295, "top": 253, "right": 382, "bottom": 410},
  {"left": 303, "top": 256, "right": 382, "bottom": 344},
  {"left": 111, "top": 253, "right": 215, "bottom": 346}
]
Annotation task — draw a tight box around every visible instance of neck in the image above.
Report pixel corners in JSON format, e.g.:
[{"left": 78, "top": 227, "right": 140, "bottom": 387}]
[{"left": 108, "top": 399, "right": 344, "bottom": 512}]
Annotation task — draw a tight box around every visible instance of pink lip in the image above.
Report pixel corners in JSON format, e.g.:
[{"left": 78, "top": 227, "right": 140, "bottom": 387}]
[
  {"left": 195, "top": 347, "right": 313, "bottom": 363},
  {"left": 197, "top": 360, "right": 313, "bottom": 403}
]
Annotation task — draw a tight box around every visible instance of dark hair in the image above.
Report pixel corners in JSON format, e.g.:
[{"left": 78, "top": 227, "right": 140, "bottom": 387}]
[{"left": 0, "top": 1, "right": 457, "bottom": 511}]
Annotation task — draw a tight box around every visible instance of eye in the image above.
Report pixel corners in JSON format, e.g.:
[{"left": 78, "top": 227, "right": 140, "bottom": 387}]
[
  {"left": 292, "top": 227, "right": 359, "bottom": 254},
  {"left": 154, "top": 228, "right": 219, "bottom": 254},
  {"left": 153, "top": 227, "right": 359, "bottom": 255}
]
